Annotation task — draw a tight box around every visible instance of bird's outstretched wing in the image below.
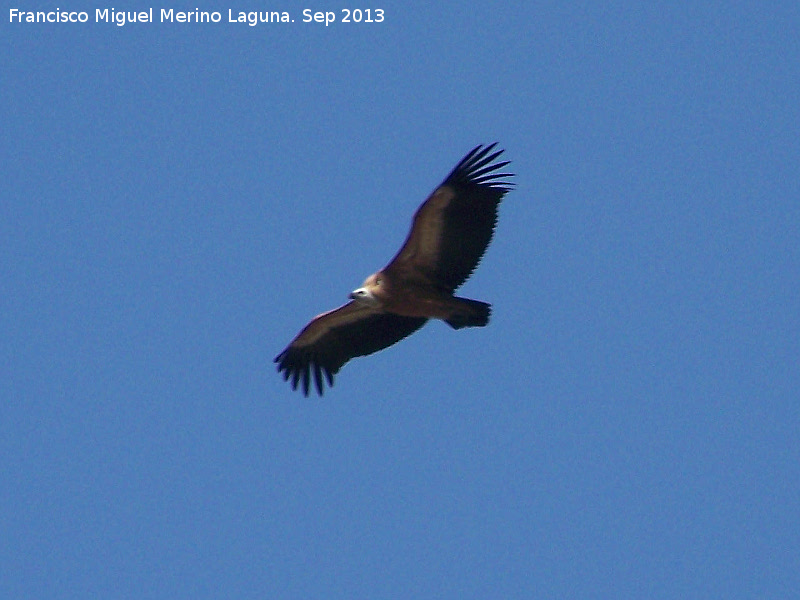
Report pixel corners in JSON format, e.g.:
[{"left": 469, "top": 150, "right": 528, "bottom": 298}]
[
  {"left": 274, "top": 301, "right": 427, "bottom": 396},
  {"left": 383, "top": 143, "right": 514, "bottom": 292}
]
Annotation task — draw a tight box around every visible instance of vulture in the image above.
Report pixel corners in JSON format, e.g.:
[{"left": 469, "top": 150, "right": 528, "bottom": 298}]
[{"left": 275, "top": 143, "right": 514, "bottom": 395}]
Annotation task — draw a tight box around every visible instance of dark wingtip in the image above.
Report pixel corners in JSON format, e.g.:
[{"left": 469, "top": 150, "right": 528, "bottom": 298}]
[
  {"left": 275, "top": 346, "right": 335, "bottom": 397},
  {"left": 446, "top": 143, "right": 514, "bottom": 192}
]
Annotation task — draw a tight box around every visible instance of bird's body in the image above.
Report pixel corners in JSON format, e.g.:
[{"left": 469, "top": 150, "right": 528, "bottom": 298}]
[
  {"left": 351, "top": 272, "right": 491, "bottom": 325},
  {"left": 275, "top": 144, "right": 513, "bottom": 395}
]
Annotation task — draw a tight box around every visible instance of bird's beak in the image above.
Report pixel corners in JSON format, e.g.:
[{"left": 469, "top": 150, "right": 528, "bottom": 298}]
[{"left": 348, "top": 292, "right": 357, "bottom": 300}]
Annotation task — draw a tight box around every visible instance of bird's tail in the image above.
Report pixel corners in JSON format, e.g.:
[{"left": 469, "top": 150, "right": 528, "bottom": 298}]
[{"left": 444, "top": 298, "right": 491, "bottom": 329}]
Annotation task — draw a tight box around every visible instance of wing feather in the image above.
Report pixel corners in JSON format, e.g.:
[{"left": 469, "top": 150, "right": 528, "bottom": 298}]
[
  {"left": 275, "top": 301, "right": 427, "bottom": 396},
  {"left": 384, "top": 144, "right": 514, "bottom": 292}
]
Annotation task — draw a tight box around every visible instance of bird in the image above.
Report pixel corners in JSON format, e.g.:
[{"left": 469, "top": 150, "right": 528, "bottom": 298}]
[{"left": 275, "top": 143, "right": 514, "bottom": 396}]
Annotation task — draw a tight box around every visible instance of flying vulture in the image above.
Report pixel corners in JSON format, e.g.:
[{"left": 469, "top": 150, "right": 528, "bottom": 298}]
[{"left": 275, "top": 143, "right": 514, "bottom": 395}]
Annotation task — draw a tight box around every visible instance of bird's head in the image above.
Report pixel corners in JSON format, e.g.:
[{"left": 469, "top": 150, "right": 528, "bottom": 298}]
[{"left": 349, "top": 272, "right": 383, "bottom": 306}]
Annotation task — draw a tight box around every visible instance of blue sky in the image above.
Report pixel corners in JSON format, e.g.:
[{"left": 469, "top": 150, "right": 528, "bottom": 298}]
[{"left": 2, "top": 2, "right": 799, "bottom": 598}]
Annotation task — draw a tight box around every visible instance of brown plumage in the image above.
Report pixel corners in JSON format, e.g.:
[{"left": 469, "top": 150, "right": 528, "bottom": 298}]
[{"left": 275, "top": 144, "right": 514, "bottom": 395}]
